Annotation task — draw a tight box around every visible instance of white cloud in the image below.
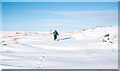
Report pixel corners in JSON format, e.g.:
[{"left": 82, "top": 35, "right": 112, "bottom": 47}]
[
  {"left": 52, "top": 10, "right": 117, "bottom": 17},
  {"left": 53, "top": 10, "right": 118, "bottom": 24},
  {"left": 28, "top": 10, "right": 52, "bottom": 13},
  {"left": 40, "top": 19, "right": 85, "bottom": 24},
  {"left": 37, "top": 10, "right": 117, "bottom": 24},
  {"left": 29, "top": 10, "right": 117, "bottom": 16},
  {"left": 29, "top": 10, "right": 117, "bottom": 20}
]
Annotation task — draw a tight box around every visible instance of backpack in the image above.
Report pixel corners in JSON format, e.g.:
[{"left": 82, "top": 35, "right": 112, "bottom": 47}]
[{"left": 54, "top": 31, "right": 57, "bottom": 35}]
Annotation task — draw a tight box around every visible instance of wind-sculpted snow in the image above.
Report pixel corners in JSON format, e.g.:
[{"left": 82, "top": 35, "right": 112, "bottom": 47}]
[{"left": 0, "top": 26, "right": 118, "bottom": 69}]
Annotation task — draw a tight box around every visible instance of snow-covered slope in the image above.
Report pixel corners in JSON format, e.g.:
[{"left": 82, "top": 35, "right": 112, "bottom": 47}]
[{"left": 0, "top": 26, "right": 118, "bottom": 69}]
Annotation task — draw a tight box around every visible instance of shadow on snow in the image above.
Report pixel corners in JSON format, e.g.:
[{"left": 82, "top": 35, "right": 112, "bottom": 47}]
[{"left": 57, "top": 37, "right": 72, "bottom": 41}]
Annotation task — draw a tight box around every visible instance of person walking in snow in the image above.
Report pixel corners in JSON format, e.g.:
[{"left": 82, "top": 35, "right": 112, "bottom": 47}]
[{"left": 53, "top": 30, "right": 59, "bottom": 41}]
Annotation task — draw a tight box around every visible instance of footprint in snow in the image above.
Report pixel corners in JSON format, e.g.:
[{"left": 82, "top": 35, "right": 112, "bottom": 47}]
[{"left": 37, "top": 62, "right": 41, "bottom": 68}]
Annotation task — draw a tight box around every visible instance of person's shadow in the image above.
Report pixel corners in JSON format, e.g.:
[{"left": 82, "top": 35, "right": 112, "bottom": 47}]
[{"left": 57, "top": 37, "right": 72, "bottom": 41}]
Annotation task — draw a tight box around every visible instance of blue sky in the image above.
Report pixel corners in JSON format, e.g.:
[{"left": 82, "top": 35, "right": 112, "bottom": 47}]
[
  {"left": 2, "top": 0, "right": 120, "bottom": 2},
  {"left": 0, "top": 2, "right": 1, "bottom": 31},
  {"left": 2, "top": 2, "right": 118, "bottom": 32}
]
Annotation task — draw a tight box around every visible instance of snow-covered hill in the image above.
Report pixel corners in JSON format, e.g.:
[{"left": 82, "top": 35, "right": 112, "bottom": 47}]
[{"left": 0, "top": 26, "right": 118, "bottom": 69}]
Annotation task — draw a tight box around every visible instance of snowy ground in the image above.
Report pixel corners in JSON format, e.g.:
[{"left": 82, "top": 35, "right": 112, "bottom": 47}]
[{"left": 0, "top": 26, "right": 118, "bottom": 69}]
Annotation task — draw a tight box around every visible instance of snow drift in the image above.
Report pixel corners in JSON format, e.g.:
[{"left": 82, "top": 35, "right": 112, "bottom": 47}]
[{"left": 0, "top": 26, "right": 118, "bottom": 69}]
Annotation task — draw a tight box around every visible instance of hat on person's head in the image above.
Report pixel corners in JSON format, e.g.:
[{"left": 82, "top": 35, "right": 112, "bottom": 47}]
[{"left": 55, "top": 30, "right": 57, "bottom": 31}]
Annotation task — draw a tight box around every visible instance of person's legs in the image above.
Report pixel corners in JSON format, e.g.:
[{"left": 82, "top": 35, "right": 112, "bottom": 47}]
[
  {"left": 54, "top": 35, "right": 57, "bottom": 41},
  {"left": 54, "top": 35, "right": 56, "bottom": 41},
  {"left": 56, "top": 35, "right": 57, "bottom": 39}
]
